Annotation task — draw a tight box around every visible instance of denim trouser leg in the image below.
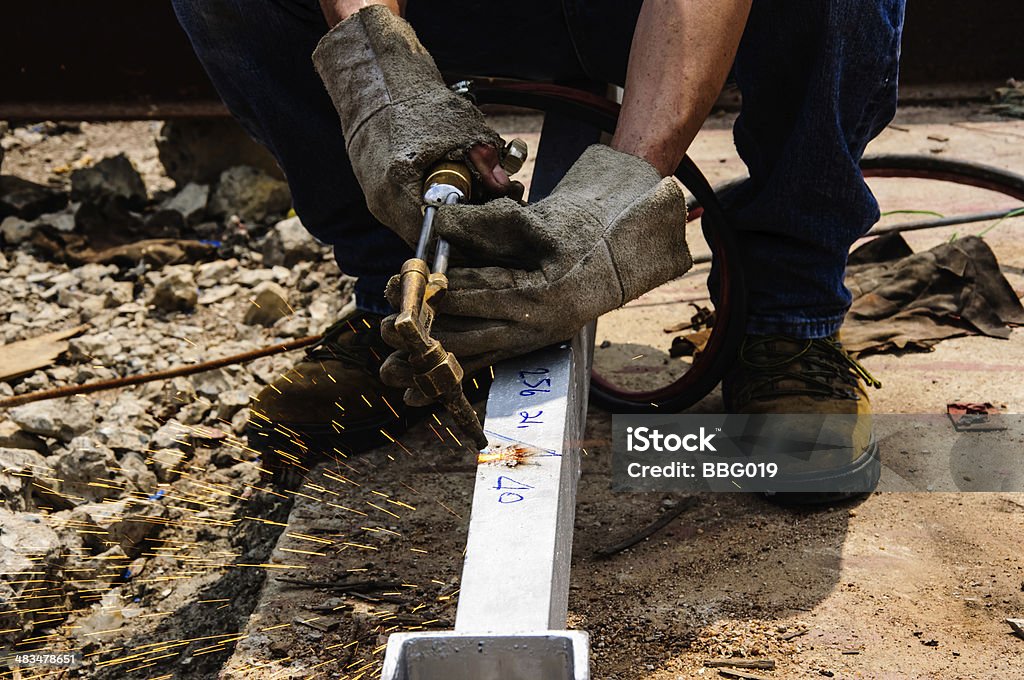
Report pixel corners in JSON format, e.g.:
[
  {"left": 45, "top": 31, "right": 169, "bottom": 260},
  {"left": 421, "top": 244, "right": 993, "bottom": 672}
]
[
  {"left": 171, "top": 0, "right": 411, "bottom": 315},
  {"left": 712, "top": 0, "right": 906, "bottom": 338},
  {"left": 174, "top": 0, "right": 905, "bottom": 335}
]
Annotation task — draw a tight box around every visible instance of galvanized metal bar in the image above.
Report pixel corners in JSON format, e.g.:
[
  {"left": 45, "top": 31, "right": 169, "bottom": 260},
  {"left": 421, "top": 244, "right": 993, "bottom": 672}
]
[
  {"left": 454, "top": 324, "right": 593, "bottom": 633},
  {"left": 381, "top": 326, "right": 593, "bottom": 680}
]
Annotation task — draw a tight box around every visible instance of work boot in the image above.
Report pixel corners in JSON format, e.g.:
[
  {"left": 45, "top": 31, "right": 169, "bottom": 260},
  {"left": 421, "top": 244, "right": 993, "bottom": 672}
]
[
  {"left": 246, "top": 309, "right": 424, "bottom": 488},
  {"left": 721, "top": 334, "right": 883, "bottom": 504}
]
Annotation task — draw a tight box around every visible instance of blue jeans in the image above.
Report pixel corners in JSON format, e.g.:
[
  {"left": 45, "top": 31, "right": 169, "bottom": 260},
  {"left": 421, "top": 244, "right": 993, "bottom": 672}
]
[{"left": 172, "top": 0, "right": 905, "bottom": 337}]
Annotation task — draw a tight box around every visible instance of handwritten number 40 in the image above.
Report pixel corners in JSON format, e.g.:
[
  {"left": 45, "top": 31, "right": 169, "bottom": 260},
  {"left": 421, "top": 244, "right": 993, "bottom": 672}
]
[{"left": 494, "top": 475, "right": 532, "bottom": 504}]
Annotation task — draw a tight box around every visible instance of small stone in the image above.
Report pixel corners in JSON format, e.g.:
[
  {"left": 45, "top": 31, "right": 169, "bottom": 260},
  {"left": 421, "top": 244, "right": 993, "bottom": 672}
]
[
  {"left": 72, "top": 589, "right": 128, "bottom": 640},
  {"left": 177, "top": 400, "right": 211, "bottom": 426},
  {"left": 8, "top": 400, "right": 95, "bottom": 442},
  {"left": 156, "top": 119, "right": 282, "bottom": 186},
  {"left": 198, "top": 284, "right": 240, "bottom": 306},
  {"left": 0, "top": 419, "right": 48, "bottom": 453},
  {"left": 147, "top": 267, "right": 198, "bottom": 313},
  {"left": 236, "top": 268, "right": 278, "bottom": 287},
  {"left": 54, "top": 437, "right": 123, "bottom": 502},
  {"left": 243, "top": 282, "right": 291, "bottom": 326},
  {"left": 210, "top": 449, "right": 238, "bottom": 468},
  {"left": 35, "top": 208, "right": 77, "bottom": 233},
  {"left": 74, "top": 262, "right": 119, "bottom": 285},
  {"left": 195, "top": 258, "right": 239, "bottom": 287},
  {"left": 63, "top": 545, "right": 130, "bottom": 601},
  {"left": 210, "top": 166, "right": 291, "bottom": 222},
  {"left": 70, "top": 154, "right": 147, "bottom": 209},
  {"left": 104, "top": 281, "right": 135, "bottom": 308},
  {"left": 16, "top": 370, "right": 48, "bottom": 392},
  {"left": 73, "top": 195, "right": 144, "bottom": 234},
  {"left": 144, "top": 209, "right": 186, "bottom": 238},
  {"left": 0, "top": 448, "right": 50, "bottom": 511},
  {"left": 231, "top": 409, "right": 250, "bottom": 435},
  {"left": 148, "top": 420, "right": 191, "bottom": 451},
  {"left": 118, "top": 452, "right": 159, "bottom": 494},
  {"left": 148, "top": 448, "right": 190, "bottom": 483},
  {"left": 0, "top": 175, "right": 68, "bottom": 220},
  {"left": 73, "top": 498, "right": 167, "bottom": 555},
  {"left": 0, "top": 216, "right": 34, "bottom": 244},
  {"left": 160, "top": 182, "right": 209, "bottom": 225},
  {"left": 95, "top": 425, "right": 150, "bottom": 452},
  {"left": 0, "top": 509, "right": 65, "bottom": 643},
  {"left": 262, "top": 216, "right": 327, "bottom": 267},
  {"left": 191, "top": 369, "right": 231, "bottom": 400},
  {"left": 216, "top": 389, "right": 251, "bottom": 421},
  {"left": 68, "top": 331, "right": 124, "bottom": 363}
]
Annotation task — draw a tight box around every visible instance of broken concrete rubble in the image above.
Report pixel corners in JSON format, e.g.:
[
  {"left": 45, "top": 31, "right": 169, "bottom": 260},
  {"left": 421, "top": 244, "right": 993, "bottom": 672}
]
[
  {"left": 210, "top": 165, "right": 291, "bottom": 222},
  {"left": 0, "top": 507, "right": 66, "bottom": 643},
  {"left": 71, "top": 497, "right": 167, "bottom": 556},
  {"left": 54, "top": 436, "right": 124, "bottom": 502},
  {"left": 156, "top": 119, "right": 283, "bottom": 186},
  {"left": 243, "top": 281, "right": 292, "bottom": 327},
  {"left": 146, "top": 266, "right": 198, "bottom": 313},
  {"left": 8, "top": 399, "right": 95, "bottom": 442},
  {"left": 0, "top": 175, "right": 68, "bottom": 220},
  {"left": 262, "top": 216, "right": 328, "bottom": 267},
  {"left": 0, "top": 419, "right": 48, "bottom": 453},
  {"left": 70, "top": 154, "right": 148, "bottom": 209},
  {"left": 160, "top": 181, "right": 209, "bottom": 225},
  {"left": 0, "top": 447, "right": 50, "bottom": 511}
]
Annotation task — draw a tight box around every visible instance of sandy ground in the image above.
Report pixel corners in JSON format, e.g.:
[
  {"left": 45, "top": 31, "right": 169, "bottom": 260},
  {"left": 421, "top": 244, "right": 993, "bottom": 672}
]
[
  {"left": 215, "top": 104, "right": 1024, "bottom": 679},
  {"left": 1, "top": 102, "right": 1022, "bottom": 679}
]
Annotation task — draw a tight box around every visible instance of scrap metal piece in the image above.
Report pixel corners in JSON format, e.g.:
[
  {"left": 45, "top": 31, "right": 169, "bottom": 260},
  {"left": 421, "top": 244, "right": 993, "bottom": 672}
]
[{"left": 947, "top": 402, "right": 1007, "bottom": 432}]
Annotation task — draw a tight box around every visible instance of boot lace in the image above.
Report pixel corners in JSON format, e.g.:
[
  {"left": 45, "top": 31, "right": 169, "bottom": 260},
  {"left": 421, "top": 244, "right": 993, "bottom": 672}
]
[{"left": 737, "top": 335, "right": 882, "bottom": 402}]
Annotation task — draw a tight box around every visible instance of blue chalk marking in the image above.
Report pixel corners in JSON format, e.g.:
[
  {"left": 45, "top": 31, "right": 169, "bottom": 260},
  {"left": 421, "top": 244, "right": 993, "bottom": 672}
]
[{"left": 483, "top": 430, "right": 559, "bottom": 457}]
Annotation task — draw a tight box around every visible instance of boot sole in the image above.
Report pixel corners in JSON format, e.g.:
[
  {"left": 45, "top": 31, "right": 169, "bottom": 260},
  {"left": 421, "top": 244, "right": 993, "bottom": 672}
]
[{"left": 761, "top": 435, "right": 881, "bottom": 506}]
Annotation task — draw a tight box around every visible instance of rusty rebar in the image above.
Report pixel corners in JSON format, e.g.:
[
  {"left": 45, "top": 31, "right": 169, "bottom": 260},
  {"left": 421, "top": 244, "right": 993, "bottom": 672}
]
[{"left": 0, "top": 334, "right": 322, "bottom": 409}]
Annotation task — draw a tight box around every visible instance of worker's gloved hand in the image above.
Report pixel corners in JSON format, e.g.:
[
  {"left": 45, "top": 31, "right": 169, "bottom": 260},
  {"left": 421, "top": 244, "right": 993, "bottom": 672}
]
[
  {"left": 379, "top": 144, "right": 692, "bottom": 391},
  {"left": 312, "top": 5, "right": 509, "bottom": 245}
]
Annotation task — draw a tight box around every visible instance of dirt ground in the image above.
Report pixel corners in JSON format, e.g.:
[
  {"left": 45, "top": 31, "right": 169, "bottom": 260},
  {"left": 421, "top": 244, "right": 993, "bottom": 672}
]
[{"left": 1, "top": 101, "right": 1022, "bottom": 680}]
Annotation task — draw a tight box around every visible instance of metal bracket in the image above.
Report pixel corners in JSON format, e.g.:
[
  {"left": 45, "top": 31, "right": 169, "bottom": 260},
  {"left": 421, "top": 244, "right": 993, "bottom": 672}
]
[{"left": 382, "top": 325, "right": 594, "bottom": 679}]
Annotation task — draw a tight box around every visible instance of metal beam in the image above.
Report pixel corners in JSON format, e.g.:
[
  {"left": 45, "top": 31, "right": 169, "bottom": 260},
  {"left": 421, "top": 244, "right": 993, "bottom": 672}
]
[
  {"left": 455, "top": 326, "right": 592, "bottom": 632},
  {"left": 382, "top": 325, "right": 593, "bottom": 679}
]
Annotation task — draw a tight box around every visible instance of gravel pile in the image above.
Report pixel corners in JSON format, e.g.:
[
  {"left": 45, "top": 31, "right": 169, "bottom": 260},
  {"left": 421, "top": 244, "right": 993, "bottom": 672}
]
[{"left": 0, "top": 123, "right": 351, "bottom": 675}]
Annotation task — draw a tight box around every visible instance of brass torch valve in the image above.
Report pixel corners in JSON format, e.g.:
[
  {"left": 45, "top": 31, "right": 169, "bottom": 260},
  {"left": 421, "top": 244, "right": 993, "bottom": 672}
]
[{"left": 389, "top": 91, "right": 528, "bottom": 450}]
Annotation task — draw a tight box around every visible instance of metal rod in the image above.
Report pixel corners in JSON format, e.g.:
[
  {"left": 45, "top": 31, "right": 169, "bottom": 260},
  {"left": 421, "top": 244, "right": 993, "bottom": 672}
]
[
  {"left": 869, "top": 207, "right": 1022, "bottom": 235},
  {"left": 433, "top": 239, "right": 450, "bottom": 275},
  {"left": 687, "top": 206, "right": 1024, "bottom": 267},
  {"left": 415, "top": 207, "right": 437, "bottom": 261},
  {"left": 0, "top": 334, "right": 322, "bottom": 410}
]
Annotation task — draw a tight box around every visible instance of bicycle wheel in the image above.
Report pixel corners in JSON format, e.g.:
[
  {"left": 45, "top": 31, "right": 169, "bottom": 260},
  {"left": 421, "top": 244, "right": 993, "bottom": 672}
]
[{"left": 470, "top": 81, "right": 747, "bottom": 414}]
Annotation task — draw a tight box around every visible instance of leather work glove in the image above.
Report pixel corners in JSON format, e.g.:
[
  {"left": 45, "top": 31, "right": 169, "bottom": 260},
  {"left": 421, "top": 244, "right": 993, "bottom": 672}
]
[
  {"left": 312, "top": 5, "right": 507, "bottom": 245},
  {"left": 380, "top": 144, "right": 692, "bottom": 394}
]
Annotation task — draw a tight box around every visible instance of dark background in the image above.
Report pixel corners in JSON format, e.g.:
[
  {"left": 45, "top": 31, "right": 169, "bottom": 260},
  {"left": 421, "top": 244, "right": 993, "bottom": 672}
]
[{"left": 1, "top": 1, "right": 1021, "bottom": 119}]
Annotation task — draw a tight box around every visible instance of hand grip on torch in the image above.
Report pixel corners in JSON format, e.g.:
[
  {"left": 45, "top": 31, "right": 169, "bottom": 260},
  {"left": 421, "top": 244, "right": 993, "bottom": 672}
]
[{"left": 389, "top": 140, "right": 527, "bottom": 451}]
